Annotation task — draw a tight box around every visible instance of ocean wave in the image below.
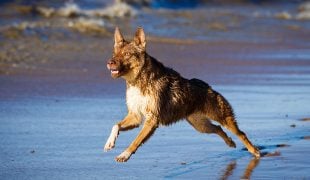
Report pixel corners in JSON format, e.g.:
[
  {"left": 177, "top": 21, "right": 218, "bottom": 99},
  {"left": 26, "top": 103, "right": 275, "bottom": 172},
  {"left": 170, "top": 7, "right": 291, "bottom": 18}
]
[{"left": 18, "top": 1, "right": 136, "bottom": 19}]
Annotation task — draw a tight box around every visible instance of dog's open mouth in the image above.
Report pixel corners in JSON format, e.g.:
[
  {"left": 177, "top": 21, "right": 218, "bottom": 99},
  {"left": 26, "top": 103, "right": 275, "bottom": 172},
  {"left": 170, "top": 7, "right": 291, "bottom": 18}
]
[
  {"left": 110, "top": 68, "right": 122, "bottom": 77},
  {"left": 110, "top": 69, "right": 119, "bottom": 75}
]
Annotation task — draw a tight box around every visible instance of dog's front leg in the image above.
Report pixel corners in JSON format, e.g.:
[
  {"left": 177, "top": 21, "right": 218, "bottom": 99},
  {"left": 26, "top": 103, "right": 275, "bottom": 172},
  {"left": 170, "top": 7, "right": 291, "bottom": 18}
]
[
  {"left": 104, "top": 124, "right": 119, "bottom": 152},
  {"left": 104, "top": 112, "right": 141, "bottom": 152},
  {"left": 115, "top": 119, "right": 158, "bottom": 162}
]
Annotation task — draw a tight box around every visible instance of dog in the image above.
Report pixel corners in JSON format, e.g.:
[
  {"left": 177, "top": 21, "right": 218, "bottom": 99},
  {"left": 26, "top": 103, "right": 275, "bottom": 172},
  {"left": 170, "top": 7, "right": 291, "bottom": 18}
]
[{"left": 105, "top": 27, "right": 260, "bottom": 162}]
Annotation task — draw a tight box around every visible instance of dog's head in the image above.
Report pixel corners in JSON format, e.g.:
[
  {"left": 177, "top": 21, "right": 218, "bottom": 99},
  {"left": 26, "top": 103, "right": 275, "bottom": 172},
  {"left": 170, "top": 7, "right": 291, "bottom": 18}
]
[{"left": 107, "top": 27, "right": 146, "bottom": 80}]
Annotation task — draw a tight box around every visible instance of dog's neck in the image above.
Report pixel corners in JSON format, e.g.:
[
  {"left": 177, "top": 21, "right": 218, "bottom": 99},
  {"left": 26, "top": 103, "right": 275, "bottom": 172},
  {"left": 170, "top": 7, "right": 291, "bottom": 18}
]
[{"left": 125, "top": 53, "right": 165, "bottom": 91}]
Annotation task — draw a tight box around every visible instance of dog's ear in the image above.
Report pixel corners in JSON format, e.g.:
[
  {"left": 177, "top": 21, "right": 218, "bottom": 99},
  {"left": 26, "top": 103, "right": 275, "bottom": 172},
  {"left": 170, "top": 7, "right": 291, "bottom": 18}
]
[
  {"left": 114, "top": 27, "right": 124, "bottom": 52},
  {"left": 134, "top": 27, "right": 146, "bottom": 50}
]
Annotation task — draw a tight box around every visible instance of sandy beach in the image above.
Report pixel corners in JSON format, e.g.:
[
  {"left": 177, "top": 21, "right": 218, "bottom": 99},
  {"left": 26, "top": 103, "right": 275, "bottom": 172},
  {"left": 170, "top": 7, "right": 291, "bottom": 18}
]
[{"left": 1, "top": 1, "right": 310, "bottom": 179}]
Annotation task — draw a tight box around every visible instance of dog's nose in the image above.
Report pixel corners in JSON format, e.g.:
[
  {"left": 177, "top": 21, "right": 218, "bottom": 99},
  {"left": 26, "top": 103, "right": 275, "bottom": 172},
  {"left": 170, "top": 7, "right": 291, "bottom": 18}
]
[{"left": 107, "top": 59, "right": 116, "bottom": 65}]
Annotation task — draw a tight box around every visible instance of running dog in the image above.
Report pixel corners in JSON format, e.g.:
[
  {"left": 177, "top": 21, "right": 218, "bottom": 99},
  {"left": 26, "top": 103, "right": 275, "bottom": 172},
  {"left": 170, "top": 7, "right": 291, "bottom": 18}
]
[{"left": 105, "top": 27, "right": 260, "bottom": 162}]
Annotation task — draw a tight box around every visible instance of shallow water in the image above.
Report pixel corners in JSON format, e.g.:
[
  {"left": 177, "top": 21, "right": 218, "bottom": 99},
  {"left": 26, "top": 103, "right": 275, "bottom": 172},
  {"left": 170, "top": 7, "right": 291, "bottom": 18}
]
[{"left": 0, "top": 82, "right": 309, "bottom": 179}]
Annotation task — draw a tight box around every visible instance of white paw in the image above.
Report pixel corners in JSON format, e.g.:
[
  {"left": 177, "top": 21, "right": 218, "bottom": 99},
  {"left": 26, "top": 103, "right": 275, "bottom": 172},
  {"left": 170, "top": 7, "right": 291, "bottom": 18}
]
[
  {"left": 115, "top": 151, "right": 131, "bottom": 162},
  {"left": 104, "top": 125, "right": 119, "bottom": 152},
  {"left": 104, "top": 140, "right": 115, "bottom": 152}
]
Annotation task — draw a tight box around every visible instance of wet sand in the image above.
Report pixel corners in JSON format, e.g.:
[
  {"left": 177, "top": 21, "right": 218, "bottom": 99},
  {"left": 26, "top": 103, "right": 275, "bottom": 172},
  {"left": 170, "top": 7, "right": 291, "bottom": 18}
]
[{"left": 1, "top": 1, "right": 310, "bottom": 179}]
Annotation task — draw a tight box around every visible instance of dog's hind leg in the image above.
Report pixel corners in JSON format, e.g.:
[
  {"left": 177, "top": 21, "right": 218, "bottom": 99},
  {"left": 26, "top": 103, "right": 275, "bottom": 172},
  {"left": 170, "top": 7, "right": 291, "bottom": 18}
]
[
  {"left": 223, "top": 116, "right": 260, "bottom": 158},
  {"left": 210, "top": 92, "right": 261, "bottom": 158},
  {"left": 104, "top": 112, "right": 142, "bottom": 152},
  {"left": 186, "top": 113, "right": 236, "bottom": 148}
]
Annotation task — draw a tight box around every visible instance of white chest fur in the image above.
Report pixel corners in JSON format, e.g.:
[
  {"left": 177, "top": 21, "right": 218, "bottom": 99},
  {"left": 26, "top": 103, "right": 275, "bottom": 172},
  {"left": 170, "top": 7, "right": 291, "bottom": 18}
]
[{"left": 126, "top": 86, "right": 152, "bottom": 116}]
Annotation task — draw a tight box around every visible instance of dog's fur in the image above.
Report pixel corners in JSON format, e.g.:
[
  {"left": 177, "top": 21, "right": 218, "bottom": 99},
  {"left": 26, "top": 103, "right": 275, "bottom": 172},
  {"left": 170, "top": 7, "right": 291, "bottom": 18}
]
[{"left": 105, "top": 27, "right": 260, "bottom": 162}]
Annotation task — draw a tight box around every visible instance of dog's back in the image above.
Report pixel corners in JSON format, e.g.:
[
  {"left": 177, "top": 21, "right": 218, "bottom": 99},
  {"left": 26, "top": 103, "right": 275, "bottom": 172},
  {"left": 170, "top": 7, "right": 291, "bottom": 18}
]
[{"left": 126, "top": 54, "right": 206, "bottom": 125}]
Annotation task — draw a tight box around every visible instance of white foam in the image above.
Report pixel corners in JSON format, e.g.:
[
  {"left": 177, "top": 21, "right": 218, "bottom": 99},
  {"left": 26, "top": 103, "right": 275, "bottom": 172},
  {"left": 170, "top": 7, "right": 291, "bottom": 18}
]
[{"left": 34, "top": 1, "right": 136, "bottom": 19}]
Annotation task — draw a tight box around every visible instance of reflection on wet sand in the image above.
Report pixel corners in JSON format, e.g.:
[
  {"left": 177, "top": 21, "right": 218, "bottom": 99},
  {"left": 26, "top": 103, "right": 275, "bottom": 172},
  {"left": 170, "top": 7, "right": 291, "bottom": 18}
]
[
  {"left": 220, "top": 158, "right": 260, "bottom": 180},
  {"left": 165, "top": 155, "right": 261, "bottom": 179},
  {"left": 220, "top": 161, "right": 236, "bottom": 180},
  {"left": 164, "top": 143, "right": 290, "bottom": 178},
  {"left": 241, "top": 158, "right": 260, "bottom": 180}
]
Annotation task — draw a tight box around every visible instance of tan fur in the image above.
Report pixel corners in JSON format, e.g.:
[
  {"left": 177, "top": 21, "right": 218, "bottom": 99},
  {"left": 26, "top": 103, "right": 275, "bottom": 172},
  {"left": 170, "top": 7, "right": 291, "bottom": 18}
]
[{"left": 105, "top": 27, "right": 260, "bottom": 162}]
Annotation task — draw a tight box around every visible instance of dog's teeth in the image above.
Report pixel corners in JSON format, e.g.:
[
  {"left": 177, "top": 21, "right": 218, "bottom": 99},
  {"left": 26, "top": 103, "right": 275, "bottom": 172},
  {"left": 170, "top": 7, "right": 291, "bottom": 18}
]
[{"left": 111, "top": 70, "right": 119, "bottom": 74}]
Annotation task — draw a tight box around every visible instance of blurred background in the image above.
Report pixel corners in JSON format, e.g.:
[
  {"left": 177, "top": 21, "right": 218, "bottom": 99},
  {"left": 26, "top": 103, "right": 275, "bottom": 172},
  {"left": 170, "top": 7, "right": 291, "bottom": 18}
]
[{"left": 0, "top": 0, "right": 309, "bottom": 72}]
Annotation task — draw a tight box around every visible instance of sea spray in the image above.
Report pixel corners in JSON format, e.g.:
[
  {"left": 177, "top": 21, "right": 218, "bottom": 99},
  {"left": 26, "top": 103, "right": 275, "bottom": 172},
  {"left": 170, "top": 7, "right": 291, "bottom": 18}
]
[
  {"left": 67, "top": 18, "right": 110, "bottom": 35},
  {"left": 28, "top": 1, "right": 136, "bottom": 19},
  {"left": 84, "top": 1, "right": 137, "bottom": 18},
  {"left": 58, "top": 2, "right": 82, "bottom": 17}
]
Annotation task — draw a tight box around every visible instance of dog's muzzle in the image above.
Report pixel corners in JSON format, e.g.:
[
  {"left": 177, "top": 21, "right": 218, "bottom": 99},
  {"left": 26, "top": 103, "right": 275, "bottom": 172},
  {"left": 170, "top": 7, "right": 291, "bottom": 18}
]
[{"left": 107, "top": 59, "right": 120, "bottom": 76}]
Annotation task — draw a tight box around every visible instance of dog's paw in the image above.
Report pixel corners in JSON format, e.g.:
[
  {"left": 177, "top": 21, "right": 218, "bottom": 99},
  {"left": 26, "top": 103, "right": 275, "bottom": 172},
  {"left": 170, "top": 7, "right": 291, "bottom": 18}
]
[
  {"left": 226, "top": 137, "right": 236, "bottom": 148},
  {"left": 115, "top": 151, "right": 131, "bottom": 162},
  {"left": 104, "top": 125, "right": 119, "bottom": 152},
  {"left": 248, "top": 146, "right": 261, "bottom": 158},
  {"left": 253, "top": 148, "right": 261, "bottom": 158},
  {"left": 104, "top": 140, "right": 115, "bottom": 152}
]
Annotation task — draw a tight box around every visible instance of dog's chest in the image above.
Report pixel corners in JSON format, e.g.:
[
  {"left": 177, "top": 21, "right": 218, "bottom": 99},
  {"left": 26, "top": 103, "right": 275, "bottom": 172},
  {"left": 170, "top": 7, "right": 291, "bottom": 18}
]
[{"left": 126, "top": 86, "right": 152, "bottom": 116}]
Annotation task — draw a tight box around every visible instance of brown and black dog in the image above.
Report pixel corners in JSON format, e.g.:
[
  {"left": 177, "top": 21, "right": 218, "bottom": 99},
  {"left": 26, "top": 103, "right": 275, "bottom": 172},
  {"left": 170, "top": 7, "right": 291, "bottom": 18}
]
[{"left": 105, "top": 27, "right": 260, "bottom": 162}]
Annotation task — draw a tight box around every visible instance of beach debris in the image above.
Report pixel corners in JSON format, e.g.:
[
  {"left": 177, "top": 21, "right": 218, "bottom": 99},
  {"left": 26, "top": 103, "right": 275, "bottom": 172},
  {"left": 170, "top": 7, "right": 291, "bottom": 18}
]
[
  {"left": 68, "top": 18, "right": 110, "bottom": 35},
  {"left": 180, "top": 162, "right": 187, "bottom": 165},
  {"left": 275, "top": 11, "right": 292, "bottom": 20},
  {"left": 300, "top": 117, "right": 310, "bottom": 121},
  {"left": 296, "top": 1, "right": 310, "bottom": 20}
]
